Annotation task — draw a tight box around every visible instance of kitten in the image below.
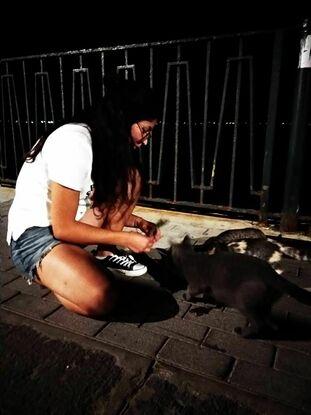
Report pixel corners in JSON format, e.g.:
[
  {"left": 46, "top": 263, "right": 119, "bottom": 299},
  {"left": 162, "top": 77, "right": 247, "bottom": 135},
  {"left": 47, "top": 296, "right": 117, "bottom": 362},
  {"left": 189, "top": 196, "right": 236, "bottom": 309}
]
[
  {"left": 171, "top": 235, "right": 311, "bottom": 338},
  {"left": 196, "top": 227, "right": 311, "bottom": 275}
]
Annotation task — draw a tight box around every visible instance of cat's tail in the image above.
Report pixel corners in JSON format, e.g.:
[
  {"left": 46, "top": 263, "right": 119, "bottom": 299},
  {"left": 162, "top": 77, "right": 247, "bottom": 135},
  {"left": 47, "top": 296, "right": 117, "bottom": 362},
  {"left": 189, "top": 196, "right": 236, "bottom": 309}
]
[
  {"left": 267, "top": 238, "right": 311, "bottom": 261},
  {"left": 272, "top": 274, "right": 311, "bottom": 306}
]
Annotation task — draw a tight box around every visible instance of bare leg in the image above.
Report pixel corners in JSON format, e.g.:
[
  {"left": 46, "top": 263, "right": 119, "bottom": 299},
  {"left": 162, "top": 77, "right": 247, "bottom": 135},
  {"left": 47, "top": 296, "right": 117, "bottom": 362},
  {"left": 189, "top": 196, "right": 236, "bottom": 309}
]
[
  {"left": 36, "top": 243, "right": 117, "bottom": 317},
  {"left": 53, "top": 293, "right": 90, "bottom": 315},
  {"left": 32, "top": 173, "right": 142, "bottom": 316}
]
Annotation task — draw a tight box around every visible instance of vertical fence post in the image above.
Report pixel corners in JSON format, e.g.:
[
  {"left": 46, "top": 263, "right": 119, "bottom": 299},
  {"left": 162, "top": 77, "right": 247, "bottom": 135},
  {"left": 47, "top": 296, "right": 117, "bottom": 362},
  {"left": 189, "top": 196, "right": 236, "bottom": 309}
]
[
  {"left": 280, "top": 19, "right": 311, "bottom": 232},
  {"left": 259, "top": 30, "right": 283, "bottom": 224}
]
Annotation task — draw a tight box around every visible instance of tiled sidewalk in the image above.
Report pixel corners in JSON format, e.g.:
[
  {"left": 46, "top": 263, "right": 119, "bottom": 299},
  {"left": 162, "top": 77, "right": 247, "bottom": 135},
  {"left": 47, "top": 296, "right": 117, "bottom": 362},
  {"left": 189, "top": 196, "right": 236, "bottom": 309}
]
[{"left": 2, "top": 197, "right": 311, "bottom": 414}]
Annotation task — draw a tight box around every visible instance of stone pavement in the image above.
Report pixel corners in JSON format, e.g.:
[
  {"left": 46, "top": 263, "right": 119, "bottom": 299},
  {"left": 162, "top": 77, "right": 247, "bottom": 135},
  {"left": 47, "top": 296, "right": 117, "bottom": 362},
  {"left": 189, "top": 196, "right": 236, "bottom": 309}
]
[{"left": 2, "top": 194, "right": 311, "bottom": 414}]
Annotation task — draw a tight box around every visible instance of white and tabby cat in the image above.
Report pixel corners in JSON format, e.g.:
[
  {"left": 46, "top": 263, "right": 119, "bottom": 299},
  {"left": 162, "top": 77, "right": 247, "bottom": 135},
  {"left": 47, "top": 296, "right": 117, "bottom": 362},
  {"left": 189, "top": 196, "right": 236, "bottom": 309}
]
[{"left": 196, "top": 227, "right": 311, "bottom": 275}]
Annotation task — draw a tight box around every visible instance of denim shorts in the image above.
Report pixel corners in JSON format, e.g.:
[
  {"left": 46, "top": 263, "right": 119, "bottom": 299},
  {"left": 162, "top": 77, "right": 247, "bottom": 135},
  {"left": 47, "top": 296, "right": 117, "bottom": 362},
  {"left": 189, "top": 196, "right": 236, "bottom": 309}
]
[{"left": 10, "top": 226, "right": 62, "bottom": 285}]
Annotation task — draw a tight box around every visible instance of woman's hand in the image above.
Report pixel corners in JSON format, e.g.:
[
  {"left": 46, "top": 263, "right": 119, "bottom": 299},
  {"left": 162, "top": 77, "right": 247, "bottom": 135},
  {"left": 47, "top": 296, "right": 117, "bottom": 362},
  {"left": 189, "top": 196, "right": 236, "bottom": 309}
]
[
  {"left": 125, "top": 232, "right": 155, "bottom": 253},
  {"left": 136, "top": 218, "right": 162, "bottom": 242}
]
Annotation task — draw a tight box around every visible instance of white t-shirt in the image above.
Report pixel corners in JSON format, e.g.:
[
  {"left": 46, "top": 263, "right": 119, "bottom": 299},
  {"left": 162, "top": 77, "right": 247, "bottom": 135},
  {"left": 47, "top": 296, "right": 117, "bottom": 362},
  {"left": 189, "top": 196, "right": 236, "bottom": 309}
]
[{"left": 7, "top": 123, "right": 93, "bottom": 244}]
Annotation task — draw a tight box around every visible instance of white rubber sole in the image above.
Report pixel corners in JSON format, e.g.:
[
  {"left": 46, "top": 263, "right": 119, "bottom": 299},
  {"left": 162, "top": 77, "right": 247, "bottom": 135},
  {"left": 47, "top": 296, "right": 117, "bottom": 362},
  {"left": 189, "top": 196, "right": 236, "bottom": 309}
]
[
  {"left": 113, "top": 266, "right": 148, "bottom": 277},
  {"left": 95, "top": 255, "right": 147, "bottom": 277}
]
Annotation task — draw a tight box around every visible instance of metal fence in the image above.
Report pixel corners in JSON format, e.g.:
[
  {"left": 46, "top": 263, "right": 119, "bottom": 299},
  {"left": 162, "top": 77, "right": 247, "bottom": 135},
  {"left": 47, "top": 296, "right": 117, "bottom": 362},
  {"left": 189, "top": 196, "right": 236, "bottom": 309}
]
[{"left": 0, "top": 26, "right": 310, "bottom": 229}]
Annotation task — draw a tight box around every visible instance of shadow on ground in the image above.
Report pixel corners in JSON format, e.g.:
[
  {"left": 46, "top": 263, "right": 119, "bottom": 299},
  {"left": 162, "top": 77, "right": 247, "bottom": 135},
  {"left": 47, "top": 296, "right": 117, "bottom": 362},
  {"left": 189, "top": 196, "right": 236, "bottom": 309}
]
[
  {"left": 266, "top": 313, "right": 311, "bottom": 341},
  {"left": 0, "top": 323, "right": 122, "bottom": 415},
  {"left": 126, "top": 374, "right": 258, "bottom": 415},
  {"left": 0, "top": 322, "right": 259, "bottom": 415},
  {"left": 107, "top": 277, "right": 180, "bottom": 324},
  {"left": 135, "top": 250, "right": 187, "bottom": 293}
]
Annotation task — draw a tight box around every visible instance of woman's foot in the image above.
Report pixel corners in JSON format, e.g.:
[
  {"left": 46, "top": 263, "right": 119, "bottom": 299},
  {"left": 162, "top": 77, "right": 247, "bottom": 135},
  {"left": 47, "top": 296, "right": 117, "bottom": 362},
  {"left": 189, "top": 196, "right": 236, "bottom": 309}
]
[{"left": 94, "top": 251, "right": 147, "bottom": 277}]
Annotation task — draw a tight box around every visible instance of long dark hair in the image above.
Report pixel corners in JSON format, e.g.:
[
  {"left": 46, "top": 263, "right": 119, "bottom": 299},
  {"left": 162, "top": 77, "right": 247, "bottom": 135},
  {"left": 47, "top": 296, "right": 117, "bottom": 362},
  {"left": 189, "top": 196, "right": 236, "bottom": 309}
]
[{"left": 25, "top": 77, "right": 161, "bottom": 211}]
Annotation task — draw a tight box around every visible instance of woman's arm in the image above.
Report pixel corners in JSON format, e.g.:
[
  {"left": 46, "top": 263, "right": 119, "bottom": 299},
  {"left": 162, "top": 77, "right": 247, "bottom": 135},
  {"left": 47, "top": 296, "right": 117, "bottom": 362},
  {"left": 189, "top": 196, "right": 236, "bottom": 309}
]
[
  {"left": 127, "top": 214, "right": 162, "bottom": 242},
  {"left": 50, "top": 182, "right": 153, "bottom": 252},
  {"left": 126, "top": 214, "right": 144, "bottom": 228}
]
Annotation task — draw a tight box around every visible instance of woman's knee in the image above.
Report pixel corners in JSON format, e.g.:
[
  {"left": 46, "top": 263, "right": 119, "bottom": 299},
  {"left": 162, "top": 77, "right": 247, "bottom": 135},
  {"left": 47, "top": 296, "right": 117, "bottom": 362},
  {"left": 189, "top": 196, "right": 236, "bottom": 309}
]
[{"left": 82, "top": 282, "right": 118, "bottom": 317}]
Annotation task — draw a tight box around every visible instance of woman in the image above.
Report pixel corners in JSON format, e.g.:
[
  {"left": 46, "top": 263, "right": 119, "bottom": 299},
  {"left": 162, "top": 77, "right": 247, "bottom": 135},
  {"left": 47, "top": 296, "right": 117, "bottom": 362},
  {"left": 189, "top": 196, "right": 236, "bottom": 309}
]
[{"left": 7, "top": 77, "right": 161, "bottom": 317}]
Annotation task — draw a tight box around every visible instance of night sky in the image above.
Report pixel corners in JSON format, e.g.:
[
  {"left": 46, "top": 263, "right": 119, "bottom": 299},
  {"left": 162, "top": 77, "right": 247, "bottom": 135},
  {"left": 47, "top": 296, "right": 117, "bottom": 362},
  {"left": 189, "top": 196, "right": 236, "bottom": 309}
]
[{"left": 0, "top": 3, "right": 307, "bottom": 58}]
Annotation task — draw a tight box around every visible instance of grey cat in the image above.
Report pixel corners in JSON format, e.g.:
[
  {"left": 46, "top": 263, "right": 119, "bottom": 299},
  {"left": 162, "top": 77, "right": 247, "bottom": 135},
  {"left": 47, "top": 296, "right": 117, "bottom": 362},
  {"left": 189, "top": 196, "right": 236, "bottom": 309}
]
[
  {"left": 197, "top": 227, "right": 311, "bottom": 275},
  {"left": 171, "top": 235, "right": 311, "bottom": 338}
]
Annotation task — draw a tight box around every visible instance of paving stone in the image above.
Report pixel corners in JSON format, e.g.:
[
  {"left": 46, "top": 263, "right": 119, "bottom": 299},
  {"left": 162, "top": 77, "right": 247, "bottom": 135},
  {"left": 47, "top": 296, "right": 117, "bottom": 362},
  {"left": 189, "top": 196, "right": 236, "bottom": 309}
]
[
  {"left": 176, "top": 300, "right": 191, "bottom": 318},
  {"left": 46, "top": 307, "right": 108, "bottom": 336},
  {"left": 126, "top": 369, "right": 263, "bottom": 415},
  {"left": 4, "top": 277, "right": 49, "bottom": 297},
  {"left": 172, "top": 291, "right": 216, "bottom": 308},
  {"left": 1, "top": 293, "right": 60, "bottom": 319},
  {"left": 280, "top": 271, "right": 302, "bottom": 284},
  {"left": 96, "top": 322, "right": 167, "bottom": 358},
  {"left": 265, "top": 312, "right": 311, "bottom": 355},
  {"left": 203, "top": 329, "right": 275, "bottom": 366},
  {"left": 107, "top": 282, "right": 178, "bottom": 326},
  {"left": 0, "top": 214, "right": 8, "bottom": 228},
  {"left": 0, "top": 200, "right": 12, "bottom": 216},
  {"left": 184, "top": 307, "right": 248, "bottom": 333},
  {"left": 0, "top": 308, "right": 154, "bottom": 415},
  {"left": 141, "top": 316, "right": 208, "bottom": 344},
  {"left": 287, "top": 312, "right": 311, "bottom": 334},
  {"left": 0, "top": 225, "right": 12, "bottom": 271},
  {"left": 0, "top": 252, "right": 14, "bottom": 272},
  {"left": 272, "top": 338, "right": 311, "bottom": 356},
  {"left": 230, "top": 360, "right": 311, "bottom": 412},
  {"left": 0, "top": 237, "right": 9, "bottom": 251},
  {"left": 151, "top": 362, "right": 299, "bottom": 415},
  {"left": 0, "top": 270, "right": 20, "bottom": 285},
  {"left": 122, "top": 274, "right": 160, "bottom": 290},
  {"left": 158, "top": 338, "right": 233, "bottom": 380},
  {"left": 273, "top": 295, "right": 311, "bottom": 318},
  {"left": 0, "top": 286, "right": 19, "bottom": 303},
  {"left": 223, "top": 306, "right": 242, "bottom": 314},
  {"left": 274, "top": 347, "right": 311, "bottom": 379},
  {"left": 2, "top": 198, "right": 311, "bottom": 414},
  {"left": 43, "top": 292, "right": 60, "bottom": 303},
  {"left": 172, "top": 290, "right": 187, "bottom": 302},
  {"left": 281, "top": 272, "right": 310, "bottom": 288},
  {"left": 279, "top": 260, "right": 300, "bottom": 280}
]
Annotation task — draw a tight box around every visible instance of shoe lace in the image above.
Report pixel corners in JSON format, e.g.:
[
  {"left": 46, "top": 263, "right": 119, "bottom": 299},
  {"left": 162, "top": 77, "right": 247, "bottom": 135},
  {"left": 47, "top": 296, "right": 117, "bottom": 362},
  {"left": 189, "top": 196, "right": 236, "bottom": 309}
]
[{"left": 108, "top": 254, "right": 136, "bottom": 268}]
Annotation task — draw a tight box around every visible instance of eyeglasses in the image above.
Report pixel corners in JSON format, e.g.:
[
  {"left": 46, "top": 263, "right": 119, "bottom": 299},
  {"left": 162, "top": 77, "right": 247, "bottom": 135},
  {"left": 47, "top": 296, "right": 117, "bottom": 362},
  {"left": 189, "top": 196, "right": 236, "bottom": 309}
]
[{"left": 136, "top": 122, "right": 153, "bottom": 141}]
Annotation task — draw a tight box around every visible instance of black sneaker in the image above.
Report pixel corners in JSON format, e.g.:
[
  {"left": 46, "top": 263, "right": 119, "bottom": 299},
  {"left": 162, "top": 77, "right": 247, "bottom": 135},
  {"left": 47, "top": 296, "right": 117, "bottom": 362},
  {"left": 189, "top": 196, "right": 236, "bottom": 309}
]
[{"left": 95, "top": 253, "right": 147, "bottom": 277}]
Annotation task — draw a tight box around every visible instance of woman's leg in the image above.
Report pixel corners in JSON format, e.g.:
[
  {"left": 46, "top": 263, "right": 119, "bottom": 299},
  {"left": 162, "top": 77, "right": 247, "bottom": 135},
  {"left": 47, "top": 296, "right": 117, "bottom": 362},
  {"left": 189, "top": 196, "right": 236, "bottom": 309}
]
[{"left": 36, "top": 243, "right": 117, "bottom": 317}]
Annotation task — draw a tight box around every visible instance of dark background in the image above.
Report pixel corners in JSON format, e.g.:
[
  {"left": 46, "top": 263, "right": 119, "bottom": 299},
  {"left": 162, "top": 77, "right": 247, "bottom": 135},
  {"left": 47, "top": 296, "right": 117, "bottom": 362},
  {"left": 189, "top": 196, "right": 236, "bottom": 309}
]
[
  {"left": 0, "top": 3, "right": 308, "bottom": 57},
  {"left": 0, "top": 3, "right": 309, "bottom": 218}
]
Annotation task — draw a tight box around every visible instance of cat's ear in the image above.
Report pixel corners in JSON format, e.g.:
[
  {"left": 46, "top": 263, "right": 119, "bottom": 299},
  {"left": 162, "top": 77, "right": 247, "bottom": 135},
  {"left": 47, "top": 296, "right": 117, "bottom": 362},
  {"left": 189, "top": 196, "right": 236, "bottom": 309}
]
[{"left": 182, "top": 234, "right": 192, "bottom": 246}]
